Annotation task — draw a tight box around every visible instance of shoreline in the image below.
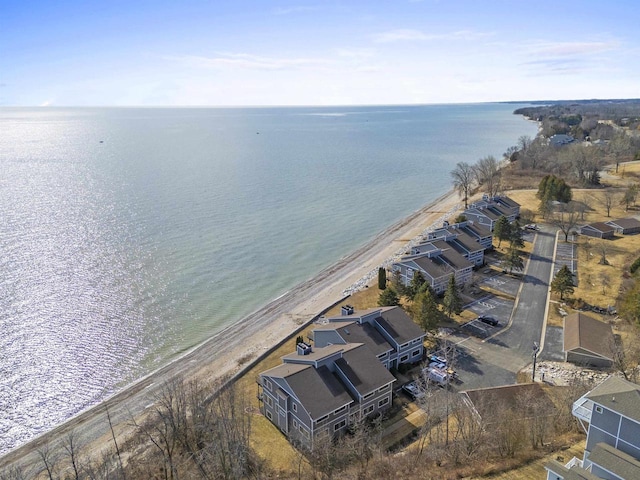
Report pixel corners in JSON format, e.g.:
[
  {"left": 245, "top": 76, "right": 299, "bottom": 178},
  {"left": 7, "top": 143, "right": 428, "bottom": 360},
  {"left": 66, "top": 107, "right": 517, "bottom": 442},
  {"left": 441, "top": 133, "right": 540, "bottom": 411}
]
[{"left": 0, "top": 187, "right": 461, "bottom": 469}]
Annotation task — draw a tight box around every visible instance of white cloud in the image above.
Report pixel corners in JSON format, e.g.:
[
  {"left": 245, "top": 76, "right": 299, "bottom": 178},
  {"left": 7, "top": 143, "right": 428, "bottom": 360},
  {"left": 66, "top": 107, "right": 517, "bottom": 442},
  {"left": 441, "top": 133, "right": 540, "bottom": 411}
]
[
  {"left": 168, "top": 53, "right": 331, "bottom": 71},
  {"left": 372, "top": 28, "right": 493, "bottom": 43},
  {"left": 526, "top": 40, "right": 618, "bottom": 57},
  {"left": 273, "top": 5, "right": 320, "bottom": 15},
  {"left": 335, "top": 48, "right": 376, "bottom": 59},
  {"left": 372, "top": 29, "right": 429, "bottom": 43}
]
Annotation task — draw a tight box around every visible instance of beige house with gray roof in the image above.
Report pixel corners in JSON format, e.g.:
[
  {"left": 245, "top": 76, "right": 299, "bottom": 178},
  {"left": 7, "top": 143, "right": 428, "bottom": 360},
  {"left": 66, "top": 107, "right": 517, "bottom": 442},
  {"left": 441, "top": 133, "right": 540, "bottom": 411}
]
[{"left": 563, "top": 312, "right": 614, "bottom": 368}]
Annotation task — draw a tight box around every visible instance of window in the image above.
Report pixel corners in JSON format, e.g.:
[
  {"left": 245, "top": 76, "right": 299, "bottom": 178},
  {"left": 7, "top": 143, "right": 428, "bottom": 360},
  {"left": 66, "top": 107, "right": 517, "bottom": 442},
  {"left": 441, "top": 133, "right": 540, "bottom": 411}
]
[
  {"left": 264, "top": 379, "right": 272, "bottom": 391},
  {"left": 292, "top": 403, "right": 297, "bottom": 412},
  {"left": 378, "top": 397, "right": 389, "bottom": 408},
  {"left": 266, "top": 411, "right": 272, "bottom": 420},
  {"left": 293, "top": 419, "right": 298, "bottom": 429},
  {"left": 363, "top": 405, "right": 374, "bottom": 415},
  {"left": 378, "top": 385, "right": 387, "bottom": 393},
  {"left": 316, "top": 415, "right": 328, "bottom": 424},
  {"left": 400, "top": 355, "right": 409, "bottom": 362},
  {"left": 265, "top": 396, "right": 273, "bottom": 407},
  {"left": 412, "top": 349, "right": 421, "bottom": 357},
  {"left": 364, "top": 391, "right": 375, "bottom": 399},
  {"left": 595, "top": 406, "right": 603, "bottom": 414},
  {"left": 334, "top": 405, "right": 347, "bottom": 414},
  {"left": 334, "top": 419, "right": 347, "bottom": 431}
]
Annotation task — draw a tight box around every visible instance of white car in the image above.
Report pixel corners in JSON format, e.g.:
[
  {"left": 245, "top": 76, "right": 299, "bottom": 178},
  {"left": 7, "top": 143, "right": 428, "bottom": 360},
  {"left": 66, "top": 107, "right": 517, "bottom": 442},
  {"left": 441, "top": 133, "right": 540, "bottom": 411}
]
[{"left": 402, "top": 381, "right": 426, "bottom": 399}]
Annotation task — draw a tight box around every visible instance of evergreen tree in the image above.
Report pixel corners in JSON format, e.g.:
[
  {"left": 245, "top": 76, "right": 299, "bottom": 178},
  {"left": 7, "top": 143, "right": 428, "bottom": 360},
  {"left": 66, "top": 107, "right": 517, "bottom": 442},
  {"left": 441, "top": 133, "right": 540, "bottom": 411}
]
[
  {"left": 412, "top": 289, "right": 441, "bottom": 332},
  {"left": 493, "top": 215, "right": 511, "bottom": 248},
  {"left": 537, "top": 174, "right": 572, "bottom": 204},
  {"left": 378, "top": 287, "right": 400, "bottom": 307},
  {"left": 509, "top": 219, "right": 524, "bottom": 248},
  {"left": 501, "top": 245, "right": 524, "bottom": 274},
  {"left": 378, "top": 267, "right": 387, "bottom": 290},
  {"left": 551, "top": 265, "right": 575, "bottom": 300},
  {"left": 296, "top": 335, "right": 305, "bottom": 345},
  {"left": 408, "top": 271, "right": 426, "bottom": 298},
  {"left": 442, "top": 275, "right": 463, "bottom": 318}
]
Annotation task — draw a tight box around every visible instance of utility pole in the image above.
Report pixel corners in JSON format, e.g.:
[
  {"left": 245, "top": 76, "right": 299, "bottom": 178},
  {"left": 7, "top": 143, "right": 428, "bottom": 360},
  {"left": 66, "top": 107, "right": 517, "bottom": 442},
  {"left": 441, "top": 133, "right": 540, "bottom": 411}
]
[{"left": 532, "top": 342, "right": 540, "bottom": 382}]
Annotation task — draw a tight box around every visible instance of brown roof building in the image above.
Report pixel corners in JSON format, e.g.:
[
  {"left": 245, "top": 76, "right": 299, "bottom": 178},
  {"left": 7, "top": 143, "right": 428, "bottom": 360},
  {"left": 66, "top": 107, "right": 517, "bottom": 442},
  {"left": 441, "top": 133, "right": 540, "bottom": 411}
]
[
  {"left": 605, "top": 217, "right": 640, "bottom": 235},
  {"left": 563, "top": 312, "right": 614, "bottom": 368},
  {"left": 579, "top": 222, "right": 615, "bottom": 239}
]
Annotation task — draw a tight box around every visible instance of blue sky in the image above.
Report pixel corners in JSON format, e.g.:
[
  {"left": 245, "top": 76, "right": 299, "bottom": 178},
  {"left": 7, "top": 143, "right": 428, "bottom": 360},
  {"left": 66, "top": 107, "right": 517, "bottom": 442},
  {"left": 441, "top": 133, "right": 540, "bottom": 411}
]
[{"left": 1, "top": 0, "right": 638, "bottom": 106}]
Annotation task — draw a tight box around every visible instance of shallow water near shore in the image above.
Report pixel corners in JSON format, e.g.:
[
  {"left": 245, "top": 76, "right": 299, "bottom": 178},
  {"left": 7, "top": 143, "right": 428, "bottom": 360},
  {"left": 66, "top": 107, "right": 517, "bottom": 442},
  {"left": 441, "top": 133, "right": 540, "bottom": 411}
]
[{"left": 0, "top": 104, "right": 537, "bottom": 454}]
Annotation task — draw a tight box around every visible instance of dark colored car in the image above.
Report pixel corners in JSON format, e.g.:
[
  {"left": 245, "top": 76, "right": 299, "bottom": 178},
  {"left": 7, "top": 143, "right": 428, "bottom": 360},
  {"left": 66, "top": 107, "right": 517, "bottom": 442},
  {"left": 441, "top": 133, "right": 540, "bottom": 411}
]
[{"left": 477, "top": 315, "right": 499, "bottom": 327}]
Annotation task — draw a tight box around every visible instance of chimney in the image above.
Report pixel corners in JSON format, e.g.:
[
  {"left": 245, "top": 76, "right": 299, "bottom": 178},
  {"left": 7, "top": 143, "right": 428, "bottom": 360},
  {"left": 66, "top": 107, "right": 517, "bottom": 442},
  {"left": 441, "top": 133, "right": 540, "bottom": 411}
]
[
  {"left": 341, "top": 305, "right": 354, "bottom": 316},
  {"left": 297, "top": 342, "right": 313, "bottom": 355}
]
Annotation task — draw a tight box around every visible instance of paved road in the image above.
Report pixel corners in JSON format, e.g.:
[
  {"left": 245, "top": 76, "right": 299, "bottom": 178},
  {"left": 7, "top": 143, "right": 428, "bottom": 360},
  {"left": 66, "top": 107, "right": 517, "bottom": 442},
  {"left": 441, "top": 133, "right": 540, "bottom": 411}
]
[{"left": 492, "top": 225, "right": 557, "bottom": 362}]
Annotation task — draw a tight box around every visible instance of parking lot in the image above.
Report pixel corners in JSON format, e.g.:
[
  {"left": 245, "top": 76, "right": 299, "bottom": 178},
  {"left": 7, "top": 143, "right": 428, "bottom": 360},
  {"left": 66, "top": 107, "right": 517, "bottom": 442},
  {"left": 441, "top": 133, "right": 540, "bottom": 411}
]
[
  {"left": 461, "top": 294, "right": 514, "bottom": 338},
  {"left": 554, "top": 239, "right": 578, "bottom": 285},
  {"left": 480, "top": 271, "right": 521, "bottom": 297}
]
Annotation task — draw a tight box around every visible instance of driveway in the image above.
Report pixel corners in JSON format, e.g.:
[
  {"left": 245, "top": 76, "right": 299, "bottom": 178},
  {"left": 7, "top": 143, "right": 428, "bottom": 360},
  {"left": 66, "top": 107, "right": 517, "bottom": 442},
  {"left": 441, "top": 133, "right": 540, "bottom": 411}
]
[{"left": 488, "top": 225, "right": 557, "bottom": 362}]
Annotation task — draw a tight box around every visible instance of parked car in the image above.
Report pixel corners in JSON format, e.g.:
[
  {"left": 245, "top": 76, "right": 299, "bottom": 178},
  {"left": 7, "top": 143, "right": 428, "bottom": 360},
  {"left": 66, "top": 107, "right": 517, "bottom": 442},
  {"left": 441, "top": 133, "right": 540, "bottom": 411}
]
[
  {"left": 429, "top": 354, "right": 447, "bottom": 365},
  {"left": 424, "top": 368, "right": 449, "bottom": 387},
  {"left": 477, "top": 315, "right": 499, "bottom": 326},
  {"left": 428, "top": 361, "right": 447, "bottom": 371},
  {"left": 402, "top": 381, "right": 426, "bottom": 399},
  {"left": 525, "top": 224, "right": 540, "bottom": 231}
]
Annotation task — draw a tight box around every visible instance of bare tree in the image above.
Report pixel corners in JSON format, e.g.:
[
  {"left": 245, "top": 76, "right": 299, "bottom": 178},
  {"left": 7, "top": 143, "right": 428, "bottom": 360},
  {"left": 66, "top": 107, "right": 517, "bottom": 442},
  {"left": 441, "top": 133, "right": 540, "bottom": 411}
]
[
  {"left": 608, "top": 326, "right": 640, "bottom": 382},
  {"left": 599, "top": 271, "right": 611, "bottom": 295},
  {"left": 473, "top": 155, "right": 501, "bottom": 197},
  {"left": 517, "top": 135, "right": 533, "bottom": 154},
  {"left": 599, "top": 191, "right": 616, "bottom": 217},
  {"left": 552, "top": 202, "right": 580, "bottom": 242},
  {"left": 599, "top": 241, "right": 610, "bottom": 265},
  {"left": 62, "top": 431, "right": 83, "bottom": 480},
  {"left": 36, "top": 442, "right": 60, "bottom": 480},
  {"left": 450, "top": 161, "right": 476, "bottom": 209},
  {"left": 583, "top": 237, "right": 592, "bottom": 262},
  {"left": 609, "top": 132, "right": 632, "bottom": 172},
  {"left": 106, "top": 407, "right": 126, "bottom": 479}
]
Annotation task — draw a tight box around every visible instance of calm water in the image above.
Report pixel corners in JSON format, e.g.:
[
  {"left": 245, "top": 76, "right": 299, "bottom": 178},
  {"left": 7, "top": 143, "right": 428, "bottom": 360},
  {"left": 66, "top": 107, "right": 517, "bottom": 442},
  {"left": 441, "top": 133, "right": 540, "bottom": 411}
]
[{"left": 0, "top": 104, "right": 537, "bottom": 454}]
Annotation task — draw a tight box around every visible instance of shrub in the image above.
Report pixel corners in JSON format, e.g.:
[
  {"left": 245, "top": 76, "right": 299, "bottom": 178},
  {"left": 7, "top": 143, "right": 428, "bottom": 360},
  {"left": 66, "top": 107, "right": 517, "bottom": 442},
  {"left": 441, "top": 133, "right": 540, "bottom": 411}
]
[{"left": 630, "top": 256, "right": 640, "bottom": 274}]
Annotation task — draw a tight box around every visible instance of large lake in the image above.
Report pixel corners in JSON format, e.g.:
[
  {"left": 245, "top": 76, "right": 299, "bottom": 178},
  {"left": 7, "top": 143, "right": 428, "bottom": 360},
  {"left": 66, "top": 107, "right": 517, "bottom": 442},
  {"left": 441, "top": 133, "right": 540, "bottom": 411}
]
[{"left": 0, "top": 104, "right": 537, "bottom": 454}]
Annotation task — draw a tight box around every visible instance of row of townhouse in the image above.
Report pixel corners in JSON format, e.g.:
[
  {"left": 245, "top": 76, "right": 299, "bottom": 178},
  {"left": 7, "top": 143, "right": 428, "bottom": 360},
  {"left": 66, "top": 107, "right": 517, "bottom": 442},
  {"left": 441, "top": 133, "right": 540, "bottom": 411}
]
[
  {"left": 392, "top": 220, "right": 492, "bottom": 294},
  {"left": 258, "top": 306, "right": 425, "bottom": 449},
  {"left": 545, "top": 376, "right": 640, "bottom": 480},
  {"left": 463, "top": 195, "right": 520, "bottom": 231}
]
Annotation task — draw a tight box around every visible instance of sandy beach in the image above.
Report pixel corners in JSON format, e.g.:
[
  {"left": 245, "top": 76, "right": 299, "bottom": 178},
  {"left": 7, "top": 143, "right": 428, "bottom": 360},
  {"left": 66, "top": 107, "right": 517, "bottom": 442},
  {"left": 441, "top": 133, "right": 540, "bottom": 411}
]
[{"left": 0, "top": 188, "right": 461, "bottom": 470}]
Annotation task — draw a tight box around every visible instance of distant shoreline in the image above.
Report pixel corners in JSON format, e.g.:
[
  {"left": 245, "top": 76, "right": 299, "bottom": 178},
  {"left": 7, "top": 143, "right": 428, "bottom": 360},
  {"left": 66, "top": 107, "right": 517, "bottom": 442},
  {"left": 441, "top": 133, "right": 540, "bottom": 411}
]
[{"left": 0, "top": 187, "right": 462, "bottom": 469}]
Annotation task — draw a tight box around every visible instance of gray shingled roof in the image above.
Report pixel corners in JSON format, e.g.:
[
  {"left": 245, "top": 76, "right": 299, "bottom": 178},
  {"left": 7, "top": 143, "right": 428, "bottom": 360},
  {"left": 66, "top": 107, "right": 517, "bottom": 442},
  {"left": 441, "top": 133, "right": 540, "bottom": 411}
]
[
  {"left": 586, "top": 376, "right": 640, "bottom": 423},
  {"left": 462, "top": 222, "right": 491, "bottom": 239},
  {"left": 589, "top": 442, "right": 640, "bottom": 480},
  {"left": 334, "top": 345, "right": 395, "bottom": 397},
  {"left": 411, "top": 255, "right": 453, "bottom": 280},
  {"left": 285, "top": 365, "right": 355, "bottom": 419},
  {"left": 336, "top": 322, "right": 393, "bottom": 356},
  {"left": 582, "top": 222, "right": 615, "bottom": 233},
  {"left": 377, "top": 306, "right": 425, "bottom": 345},
  {"left": 451, "top": 231, "right": 484, "bottom": 252},
  {"left": 605, "top": 217, "right": 640, "bottom": 230},
  {"left": 544, "top": 460, "right": 601, "bottom": 480},
  {"left": 431, "top": 239, "right": 474, "bottom": 270}
]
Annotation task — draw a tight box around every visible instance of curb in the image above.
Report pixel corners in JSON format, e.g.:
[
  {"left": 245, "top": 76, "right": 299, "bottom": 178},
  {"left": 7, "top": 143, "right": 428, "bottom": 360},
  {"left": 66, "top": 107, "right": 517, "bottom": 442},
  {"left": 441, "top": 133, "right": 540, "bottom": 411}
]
[{"left": 539, "top": 229, "right": 560, "bottom": 353}]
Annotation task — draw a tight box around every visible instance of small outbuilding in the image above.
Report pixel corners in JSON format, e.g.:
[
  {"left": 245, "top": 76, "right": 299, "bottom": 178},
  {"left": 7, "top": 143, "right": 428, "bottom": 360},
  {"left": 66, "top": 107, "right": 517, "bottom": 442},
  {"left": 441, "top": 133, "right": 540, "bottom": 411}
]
[
  {"left": 563, "top": 312, "right": 614, "bottom": 368},
  {"left": 605, "top": 217, "right": 640, "bottom": 235},
  {"left": 579, "top": 222, "right": 615, "bottom": 239}
]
